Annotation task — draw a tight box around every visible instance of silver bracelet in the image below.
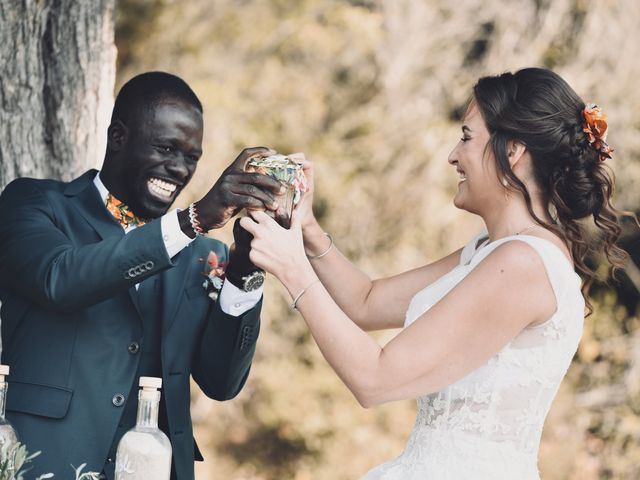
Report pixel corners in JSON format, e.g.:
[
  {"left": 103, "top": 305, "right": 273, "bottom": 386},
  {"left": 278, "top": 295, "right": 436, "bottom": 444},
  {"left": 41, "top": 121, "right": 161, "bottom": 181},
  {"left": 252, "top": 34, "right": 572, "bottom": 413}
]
[
  {"left": 306, "top": 232, "right": 333, "bottom": 260},
  {"left": 291, "top": 279, "right": 321, "bottom": 310}
]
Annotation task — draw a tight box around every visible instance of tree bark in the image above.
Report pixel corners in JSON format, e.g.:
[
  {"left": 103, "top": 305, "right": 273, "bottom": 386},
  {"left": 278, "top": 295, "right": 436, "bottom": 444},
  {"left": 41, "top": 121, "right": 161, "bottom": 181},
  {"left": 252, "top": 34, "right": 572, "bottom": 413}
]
[{"left": 0, "top": 0, "right": 116, "bottom": 189}]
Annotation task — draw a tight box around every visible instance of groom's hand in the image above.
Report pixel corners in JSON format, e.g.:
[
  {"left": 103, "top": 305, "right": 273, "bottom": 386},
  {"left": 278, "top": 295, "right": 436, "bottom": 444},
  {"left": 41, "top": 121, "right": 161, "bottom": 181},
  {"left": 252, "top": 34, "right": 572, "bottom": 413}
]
[
  {"left": 226, "top": 218, "right": 260, "bottom": 278},
  {"left": 225, "top": 208, "right": 290, "bottom": 280},
  {"left": 178, "top": 147, "right": 284, "bottom": 237},
  {"left": 226, "top": 218, "right": 261, "bottom": 289},
  {"left": 197, "top": 147, "right": 284, "bottom": 229}
]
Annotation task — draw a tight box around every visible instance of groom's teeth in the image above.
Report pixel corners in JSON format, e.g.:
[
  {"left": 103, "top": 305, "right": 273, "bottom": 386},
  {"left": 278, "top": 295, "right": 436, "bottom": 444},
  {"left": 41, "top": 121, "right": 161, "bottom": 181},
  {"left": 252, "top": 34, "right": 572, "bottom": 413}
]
[
  {"left": 149, "top": 177, "right": 177, "bottom": 192},
  {"left": 148, "top": 178, "right": 177, "bottom": 198}
]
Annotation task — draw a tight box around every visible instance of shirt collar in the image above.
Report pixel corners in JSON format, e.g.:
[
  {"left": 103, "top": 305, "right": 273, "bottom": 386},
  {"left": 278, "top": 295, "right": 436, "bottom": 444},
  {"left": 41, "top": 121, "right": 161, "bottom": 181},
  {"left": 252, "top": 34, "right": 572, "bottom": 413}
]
[{"left": 93, "top": 171, "right": 110, "bottom": 205}]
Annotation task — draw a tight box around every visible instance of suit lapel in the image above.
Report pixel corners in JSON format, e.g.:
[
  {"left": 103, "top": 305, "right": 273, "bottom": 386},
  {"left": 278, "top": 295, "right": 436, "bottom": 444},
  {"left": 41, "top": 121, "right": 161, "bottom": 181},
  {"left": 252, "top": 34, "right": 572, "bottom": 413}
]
[
  {"left": 160, "top": 243, "right": 196, "bottom": 335},
  {"left": 160, "top": 240, "right": 227, "bottom": 336},
  {"left": 64, "top": 170, "right": 142, "bottom": 314},
  {"left": 64, "top": 170, "right": 124, "bottom": 241}
]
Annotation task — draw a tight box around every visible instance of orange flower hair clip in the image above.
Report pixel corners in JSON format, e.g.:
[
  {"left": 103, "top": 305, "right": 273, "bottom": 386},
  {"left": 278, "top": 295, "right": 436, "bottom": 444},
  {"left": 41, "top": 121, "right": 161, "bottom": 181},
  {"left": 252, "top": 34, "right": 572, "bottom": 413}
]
[{"left": 582, "top": 103, "right": 614, "bottom": 162}]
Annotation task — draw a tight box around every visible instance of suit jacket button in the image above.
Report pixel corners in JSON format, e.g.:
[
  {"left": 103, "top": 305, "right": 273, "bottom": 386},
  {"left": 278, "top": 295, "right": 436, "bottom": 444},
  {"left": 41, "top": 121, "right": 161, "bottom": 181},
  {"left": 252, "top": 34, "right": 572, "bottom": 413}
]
[
  {"left": 128, "top": 342, "right": 140, "bottom": 354},
  {"left": 112, "top": 393, "right": 126, "bottom": 407}
]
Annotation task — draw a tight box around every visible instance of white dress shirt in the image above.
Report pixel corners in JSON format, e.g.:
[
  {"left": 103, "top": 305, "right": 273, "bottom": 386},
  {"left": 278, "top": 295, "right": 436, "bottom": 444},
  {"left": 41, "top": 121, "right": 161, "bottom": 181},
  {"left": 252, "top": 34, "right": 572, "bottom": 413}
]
[{"left": 93, "top": 172, "right": 262, "bottom": 316}]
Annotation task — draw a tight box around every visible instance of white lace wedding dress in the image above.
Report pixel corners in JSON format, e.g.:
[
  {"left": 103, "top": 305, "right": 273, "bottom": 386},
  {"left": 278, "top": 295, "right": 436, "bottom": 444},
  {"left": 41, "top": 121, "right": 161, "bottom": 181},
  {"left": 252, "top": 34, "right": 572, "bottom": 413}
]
[{"left": 362, "top": 232, "right": 584, "bottom": 479}]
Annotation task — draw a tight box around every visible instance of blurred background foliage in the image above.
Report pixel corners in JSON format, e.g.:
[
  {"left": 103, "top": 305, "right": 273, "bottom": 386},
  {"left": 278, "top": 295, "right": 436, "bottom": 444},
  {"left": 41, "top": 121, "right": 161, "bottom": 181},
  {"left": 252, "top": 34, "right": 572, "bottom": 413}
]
[{"left": 115, "top": 0, "right": 640, "bottom": 478}]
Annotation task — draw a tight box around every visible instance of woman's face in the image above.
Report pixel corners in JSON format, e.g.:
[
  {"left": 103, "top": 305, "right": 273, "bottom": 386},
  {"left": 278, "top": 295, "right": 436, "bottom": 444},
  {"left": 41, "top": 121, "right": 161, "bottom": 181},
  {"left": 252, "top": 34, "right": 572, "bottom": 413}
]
[{"left": 447, "top": 103, "right": 502, "bottom": 214}]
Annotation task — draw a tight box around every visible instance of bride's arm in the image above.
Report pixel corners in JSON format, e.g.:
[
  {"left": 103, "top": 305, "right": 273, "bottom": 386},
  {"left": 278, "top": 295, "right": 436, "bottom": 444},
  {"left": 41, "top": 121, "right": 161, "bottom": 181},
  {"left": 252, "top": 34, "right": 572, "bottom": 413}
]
[
  {"left": 303, "top": 221, "right": 462, "bottom": 331},
  {"left": 294, "top": 159, "right": 461, "bottom": 331},
  {"left": 242, "top": 212, "right": 555, "bottom": 407}
]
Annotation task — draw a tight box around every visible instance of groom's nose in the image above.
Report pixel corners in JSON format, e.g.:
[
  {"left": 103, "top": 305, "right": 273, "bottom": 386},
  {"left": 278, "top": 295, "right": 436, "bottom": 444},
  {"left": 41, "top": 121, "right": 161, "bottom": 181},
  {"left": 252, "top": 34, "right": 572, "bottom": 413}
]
[{"left": 165, "top": 156, "right": 192, "bottom": 182}]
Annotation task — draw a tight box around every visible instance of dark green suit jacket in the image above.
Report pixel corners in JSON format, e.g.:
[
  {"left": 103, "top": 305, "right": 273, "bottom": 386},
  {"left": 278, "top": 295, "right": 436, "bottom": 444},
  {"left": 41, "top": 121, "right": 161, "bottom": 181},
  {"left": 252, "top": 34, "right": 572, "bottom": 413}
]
[{"left": 0, "top": 170, "right": 261, "bottom": 479}]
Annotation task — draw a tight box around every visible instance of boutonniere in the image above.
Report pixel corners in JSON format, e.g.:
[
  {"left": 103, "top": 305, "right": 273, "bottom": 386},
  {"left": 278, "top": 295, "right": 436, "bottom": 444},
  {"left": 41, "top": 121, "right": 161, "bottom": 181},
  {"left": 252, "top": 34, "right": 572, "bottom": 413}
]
[{"left": 201, "top": 251, "right": 226, "bottom": 301}]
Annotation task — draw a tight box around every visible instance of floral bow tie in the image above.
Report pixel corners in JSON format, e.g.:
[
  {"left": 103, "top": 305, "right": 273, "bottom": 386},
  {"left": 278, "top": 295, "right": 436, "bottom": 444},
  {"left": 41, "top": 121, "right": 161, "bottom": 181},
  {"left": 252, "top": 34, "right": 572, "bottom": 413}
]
[{"left": 106, "top": 193, "right": 147, "bottom": 228}]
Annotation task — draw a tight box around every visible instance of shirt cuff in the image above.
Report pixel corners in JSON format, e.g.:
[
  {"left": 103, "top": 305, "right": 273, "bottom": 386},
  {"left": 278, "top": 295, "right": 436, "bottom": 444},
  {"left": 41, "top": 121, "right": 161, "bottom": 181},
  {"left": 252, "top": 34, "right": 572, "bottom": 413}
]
[
  {"left": 161, "top": 209, "right": 194, "bottom": 259},
  {"left": 219, "top": 279, "right": 262, "bottom": 316}
]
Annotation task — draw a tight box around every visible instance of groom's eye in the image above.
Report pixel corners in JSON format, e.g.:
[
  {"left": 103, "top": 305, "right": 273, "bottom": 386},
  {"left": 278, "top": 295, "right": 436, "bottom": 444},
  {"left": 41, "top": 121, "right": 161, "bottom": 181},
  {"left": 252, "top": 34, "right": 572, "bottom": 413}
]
[{"left": 155, "top": 145, "right": 175, "bottom": 154}]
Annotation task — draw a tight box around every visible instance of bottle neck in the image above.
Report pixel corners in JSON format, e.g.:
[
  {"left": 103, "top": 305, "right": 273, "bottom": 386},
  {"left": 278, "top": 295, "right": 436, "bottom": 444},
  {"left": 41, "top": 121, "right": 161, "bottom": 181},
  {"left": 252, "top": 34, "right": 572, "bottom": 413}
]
[
  {"left": 136, "top": 390, "right": 160, "bottom": 429},
  {"left": 0, "top": 382, "right": 6, "bottom": 420}
]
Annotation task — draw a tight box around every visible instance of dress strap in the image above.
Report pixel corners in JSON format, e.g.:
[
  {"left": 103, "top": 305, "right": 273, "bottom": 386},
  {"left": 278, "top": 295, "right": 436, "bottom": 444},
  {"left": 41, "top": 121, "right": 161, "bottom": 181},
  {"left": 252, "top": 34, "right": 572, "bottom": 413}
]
[
  {"left": 469, "top": 235, "right": 581, "bottom": 300},
  {"left": 459, "top": 229, "right": 489, "bottom": 265}
]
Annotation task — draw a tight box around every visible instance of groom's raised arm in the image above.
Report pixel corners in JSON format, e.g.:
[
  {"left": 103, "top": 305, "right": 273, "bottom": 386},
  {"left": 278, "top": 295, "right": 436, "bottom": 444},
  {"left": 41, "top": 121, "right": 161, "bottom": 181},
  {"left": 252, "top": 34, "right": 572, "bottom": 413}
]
[{"left": 0, "top": 177, "right": 175, "bottom": 312}]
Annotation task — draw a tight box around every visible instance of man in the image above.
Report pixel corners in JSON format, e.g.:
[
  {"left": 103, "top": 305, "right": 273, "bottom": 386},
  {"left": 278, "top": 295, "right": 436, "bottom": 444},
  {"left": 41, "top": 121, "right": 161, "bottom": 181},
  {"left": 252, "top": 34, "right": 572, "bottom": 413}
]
[{"left": 0, "top": 72, "right": 283, "bottom": 479}]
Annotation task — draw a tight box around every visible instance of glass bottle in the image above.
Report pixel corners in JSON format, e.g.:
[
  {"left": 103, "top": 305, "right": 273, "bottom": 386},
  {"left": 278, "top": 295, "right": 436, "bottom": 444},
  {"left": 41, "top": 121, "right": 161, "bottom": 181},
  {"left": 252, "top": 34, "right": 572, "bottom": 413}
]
[
  {"left": 0, "top": 364, "right": 19, "bottom": 469},
  {"left": 115, "top": 377, "right": 172, "bottom": 480}
]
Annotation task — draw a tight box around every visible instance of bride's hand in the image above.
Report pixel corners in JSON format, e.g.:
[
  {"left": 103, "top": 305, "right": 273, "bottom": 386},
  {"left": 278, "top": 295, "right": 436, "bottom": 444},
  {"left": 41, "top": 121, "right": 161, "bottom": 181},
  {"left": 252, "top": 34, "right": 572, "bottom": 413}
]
[
  {"left": 239, "top": 207, "right": 309, "bottom": 283},
  {"left": 288, "top": 153, "right": 317, "bottom": 232}
]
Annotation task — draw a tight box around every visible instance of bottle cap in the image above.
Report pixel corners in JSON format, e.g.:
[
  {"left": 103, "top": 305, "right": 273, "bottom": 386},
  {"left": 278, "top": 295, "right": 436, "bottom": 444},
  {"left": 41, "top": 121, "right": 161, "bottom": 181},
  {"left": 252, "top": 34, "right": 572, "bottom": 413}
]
[
  {"left": 139, "top": 376, "right": 162, "bottom": 389},
  {"left": 0, "top": 365, "right": 9, "bottom": 376}
]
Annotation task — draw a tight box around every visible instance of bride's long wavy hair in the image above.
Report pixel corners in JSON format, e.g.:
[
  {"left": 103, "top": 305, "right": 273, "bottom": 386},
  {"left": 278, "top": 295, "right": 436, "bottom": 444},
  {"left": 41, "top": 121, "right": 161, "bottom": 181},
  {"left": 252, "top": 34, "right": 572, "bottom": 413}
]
[{"left": 472, "top": 68, "right": 628, "bottom": 313}]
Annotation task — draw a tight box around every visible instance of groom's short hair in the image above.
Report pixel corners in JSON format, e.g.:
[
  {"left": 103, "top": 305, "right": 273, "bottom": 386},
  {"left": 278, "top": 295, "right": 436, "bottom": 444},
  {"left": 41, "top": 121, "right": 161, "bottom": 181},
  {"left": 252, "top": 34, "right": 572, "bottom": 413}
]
[{"left": 111, "top": 71, "right": 203, "bottom": 126}]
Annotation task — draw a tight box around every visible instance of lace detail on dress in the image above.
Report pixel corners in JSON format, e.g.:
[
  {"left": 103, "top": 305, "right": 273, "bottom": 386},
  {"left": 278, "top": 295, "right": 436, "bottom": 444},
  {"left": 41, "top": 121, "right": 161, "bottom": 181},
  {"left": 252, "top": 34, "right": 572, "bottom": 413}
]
[{"left": 362, "top": 233, "right": 584, "bottom": 480}]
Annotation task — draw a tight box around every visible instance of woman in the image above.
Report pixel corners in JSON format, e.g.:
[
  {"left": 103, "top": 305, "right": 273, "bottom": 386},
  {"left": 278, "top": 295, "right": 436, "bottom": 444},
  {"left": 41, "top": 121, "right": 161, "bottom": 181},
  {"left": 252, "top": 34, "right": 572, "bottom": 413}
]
[{"left": 240, "top": 68, "right": 626, "bottom": 478}]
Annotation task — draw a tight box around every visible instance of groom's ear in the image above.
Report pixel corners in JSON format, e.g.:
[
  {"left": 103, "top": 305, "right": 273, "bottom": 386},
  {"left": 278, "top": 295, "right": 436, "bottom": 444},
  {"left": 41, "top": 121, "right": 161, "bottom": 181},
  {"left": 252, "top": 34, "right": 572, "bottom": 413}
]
[{"left": 107, "top": 119, "right": 128, "bottom": 152}]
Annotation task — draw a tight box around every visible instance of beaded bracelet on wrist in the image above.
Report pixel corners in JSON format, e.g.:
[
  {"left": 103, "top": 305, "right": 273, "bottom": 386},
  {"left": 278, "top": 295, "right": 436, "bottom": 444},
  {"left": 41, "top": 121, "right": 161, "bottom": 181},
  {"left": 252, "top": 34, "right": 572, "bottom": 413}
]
[{"left": 188, "top": 203, "right": 207, "bottom": 236}]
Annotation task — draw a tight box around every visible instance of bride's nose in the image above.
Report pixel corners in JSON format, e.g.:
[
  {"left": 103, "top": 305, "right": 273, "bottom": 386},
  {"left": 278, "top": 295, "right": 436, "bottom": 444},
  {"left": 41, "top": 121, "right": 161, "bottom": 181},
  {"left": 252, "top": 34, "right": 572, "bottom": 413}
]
[{"left": 448, "top": 149, "right": 458, "bottom": 166}]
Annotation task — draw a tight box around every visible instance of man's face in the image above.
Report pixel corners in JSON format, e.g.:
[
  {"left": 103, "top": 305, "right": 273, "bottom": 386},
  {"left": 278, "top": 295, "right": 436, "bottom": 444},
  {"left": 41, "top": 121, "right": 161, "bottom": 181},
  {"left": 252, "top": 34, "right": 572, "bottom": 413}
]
[{"left": 113, "top": 101, "right": 203, "bottom": 219}]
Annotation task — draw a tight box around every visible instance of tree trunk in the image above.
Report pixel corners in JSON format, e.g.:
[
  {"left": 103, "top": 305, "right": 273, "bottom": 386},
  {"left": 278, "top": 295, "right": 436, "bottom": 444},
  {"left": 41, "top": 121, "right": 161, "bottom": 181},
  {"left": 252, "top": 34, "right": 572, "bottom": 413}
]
[{"left": 0, "top": 0, "right": 116, "bottom": 189}]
